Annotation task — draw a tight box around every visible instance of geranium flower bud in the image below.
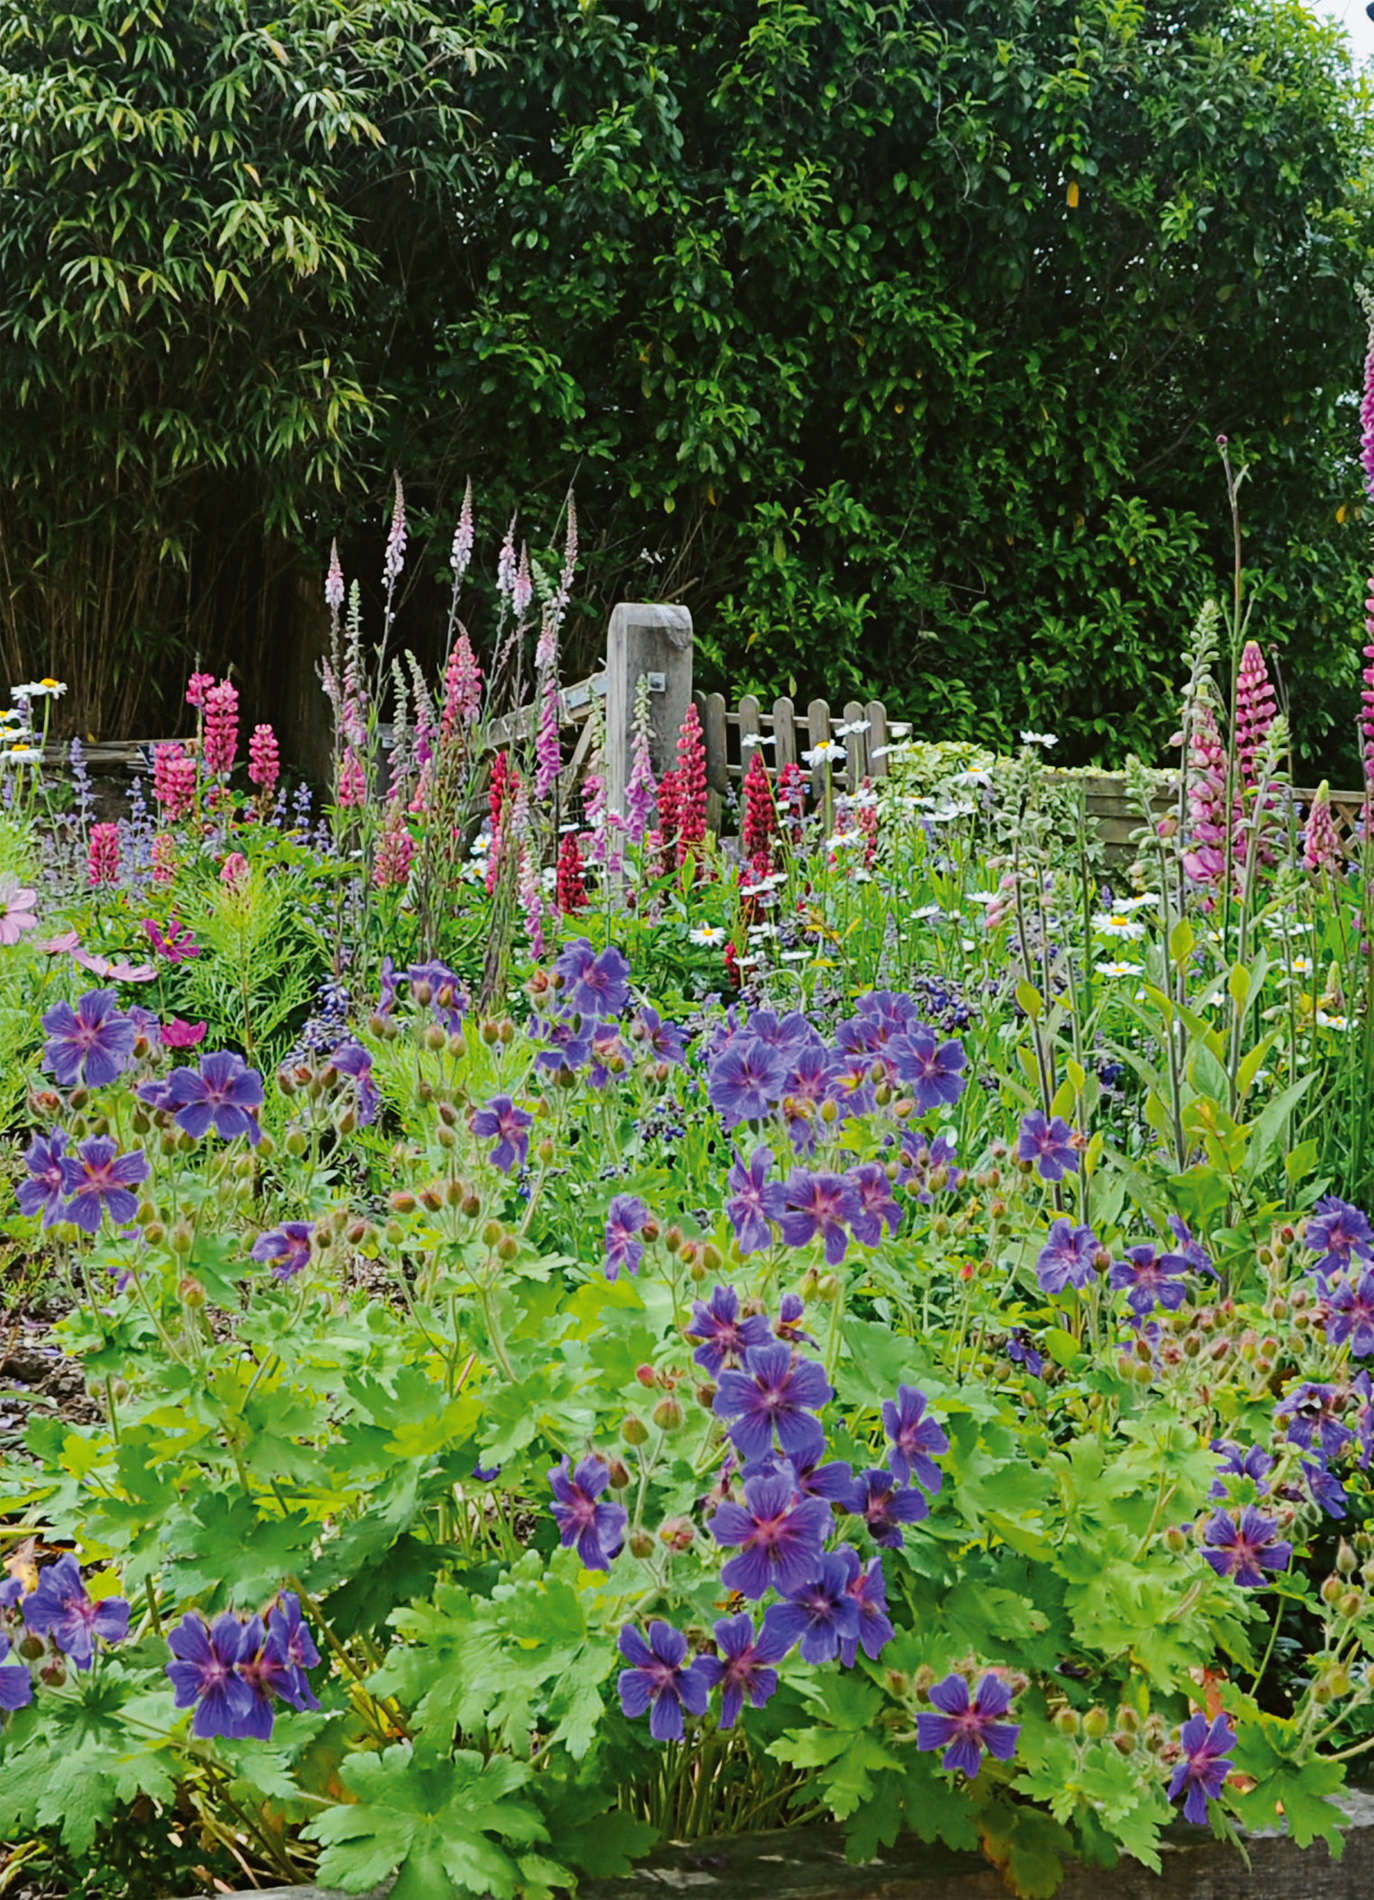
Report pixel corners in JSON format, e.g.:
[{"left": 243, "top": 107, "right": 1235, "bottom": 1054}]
[
  {"left": 144, "top": 1221, "right": 166, "bottom": 1247},
  {"left": 622, "top": 1414, "right": 650, "bottom": 1446},
  {"left": 659, "top": 1516, "right": 695, "bottom": 1551},
  {"left": 391, "top": 1191, "right": 417, "bottom": 1213},
  {"left": 911, "top": 1665, "right": 936, "bottom": 1695},
  {"left": 384, "top": 1220, "right": 404, "bottom": 1245},
  {"left": 885, "top": 1670, "right": 910, "bottom": 1698},
  {"left": 628, "top": 1528, "right": 655, "bottom": 1560},
  {"left": 423, "top": 1023, "right": 445, "bottom": 1050},
  {"left": 496, "top": 1234, "right": 518, "bottom": 1261},
  {"left": 180, "top": 1277, "right": 205, "bottom": 1308},
  {"left": 652, "top": 1395, "right": 684, "bottom": 1430},
  {"left": 695, "top": 1382, "right": 717, "bottom": 1409},
  {"left": 437, "top": 1100, "right": 459, "bottom": 1127},
  {"left": 436, "top": 1124, "right": 455, "bottom": 1149},
  {"left": 482, "top": 1219, "right": 504, "bottom": 1246},
  {"left": 1340, "top": 1591, "right": 1363, "bottom": 1618},
  {"left": 678, "top": 1240, "right": 697, "bottom": 1265},
  {"left": 1112, "top": 1731, "right": 1136, "bottom": 1756},
  {"left": 171, "top": 1221, "right": 194, "bottom": 1254},
  {"left": 40, "top": 1659, "right": 66, "bottom": 1688},
  {"left": 416, "top": 1079, "right": 434, "bottom": 1103},
  {"left": 642, "top": 1218, "right": 660, "bottom": 1244},
  {"left": 606, "top": 1457, "right": 632, "bottom": 1489},
  {"left": 462, "top": 1191, "right": 481, "bottom": 1217},
  {"left": 817, "top": 1273, "right": 841, "bottom": 1301},
  {"left": 1083, "top": 1707, "right": 1108, "bottom": 1739},
  {"left": 1321, "top": 1574, "right": 1342, "bottom": 1603},
  {"left": 1163, "top": 1525, "right": 1187, "bottom": 1553},
  {"left": 447, "top": 1033, "right": 465, "bottom": 1057},
  {"left": 635, "top": 1365, "right": 657, "bottom": 1388},
  {"left": 1053, "top": 1708, "right": 1079, "bottom": 1736},
  {"left": 346, "top": 1220, "right": 368, "bottom": 1245},
  {"left": 701, "top": 1243, "right": 723, "bottom": 1273},
  {"left": 18, "top": 1632, "right": 45, "bottom": 1661},
  {"left": 537, "top": 1138, "right": 555, "bottom": 1162},
  {"left": 419, "top": 1185, "right": 443, "bottom": 1212}
]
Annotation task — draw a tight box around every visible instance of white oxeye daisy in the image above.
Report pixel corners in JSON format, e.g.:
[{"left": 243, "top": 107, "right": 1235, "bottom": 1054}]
[
  {"left": 11, "top": 679, "right": 67, "bottom": 699},
  {"left": 1, "top": 743, "right": 41, "bottom": 765},
  {"left": 740, "top": 731, "right": 778, "bottom": 749},
  {"left": 967, "top": 890, "right": 1000, "bottom": 905},
  {"left": 804, "top": 738, "right": 848, "bottom": 765},
  {"left": 1095, "top": 960, "right": 1143, "bottom": 978},
  {"left": 1019, "top": 730, "right": 1058, "bottom": 748},
  {"left": 832, "top": 718, "right": 871, "bottom": 737},
  {"left": 911, "top": 904, "right": 944, "bottom": 921},
  {"left": 1316, "top": 1011, "right": 1351, "bottom": 1031},
  {"left": 688, "top": 924, "right": 726, "bottom": 947},
  {"left": 1114, "top": 894, "right": 1158, "bottom": 912},
  {"left": 826, "top": 832, "right": 863, "bottom": 851},
  {"left": 1091, "top": 912, "right": 1147, "bottom": 940},
  {"left": 1288, "top": 956, "right": 1313, "bottom": 976}
]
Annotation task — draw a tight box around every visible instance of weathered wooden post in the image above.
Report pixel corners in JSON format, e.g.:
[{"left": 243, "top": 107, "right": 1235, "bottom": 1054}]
[{"left": 604, "top": 603, "right": 693, "bottom": 818}]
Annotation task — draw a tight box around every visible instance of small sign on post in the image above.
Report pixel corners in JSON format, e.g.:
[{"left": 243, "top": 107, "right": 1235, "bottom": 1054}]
[{"left": 604, "top": 603, "right": 693, "bottom": 818}]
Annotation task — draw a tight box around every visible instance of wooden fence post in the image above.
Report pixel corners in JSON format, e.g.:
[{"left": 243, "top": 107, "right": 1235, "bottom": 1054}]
[{"left": 604, "top": 604, "right": 693, "bottom": 820}]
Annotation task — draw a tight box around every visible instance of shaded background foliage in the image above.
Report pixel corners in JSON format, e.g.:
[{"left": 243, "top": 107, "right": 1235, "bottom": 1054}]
[{"left": 2, "top": 0, "right": 1373, "bottom": 770}]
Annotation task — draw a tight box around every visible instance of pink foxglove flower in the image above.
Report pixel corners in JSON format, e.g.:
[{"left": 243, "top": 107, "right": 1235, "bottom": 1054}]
[
  {"left": 535, "top": 678, "right": 561, "bottom": 800},
  {"left": 440, "top": 630, "right": 482, "bottom": 736},
  {"left": 151, "top": 832, "right": 177, "bottom": 884},
  {"left": 450, "top": 477, "right": 475, "bottom": 584},
  {"left": 374, "top": 805, "right": 415, "bottom": 889},
  {"left": 337, "top": 748, "right": 366, "bottom": 808},
  {"left": 518, "top": 840, "right": 545, "bottom": 959},
  {"left": 87, "top": 823, "right": 121, "bottom": 887},
  {"left": 513, "top": 541, "right": 533, "bottom": 619},
  {"left": 1303, "top": 782, "right": 1342, "bottom": 874},
  {"left": 382, "top": 472, "right": 407, "bottom": 589},
  {"left": 496, "top": 517, "right": 517, "bottom": 597},
  {"left": 248, "top": 723, "right": 280, "bottom": 796},
  {"left": 1234, "top": 640, "right": 1277, "bottom": 787},
  {"left": 325, "top": 540, "right": 345, "bottom": 612},
  {"left": 1363, "top": 582, "right": 1374, "bottom": 790}
]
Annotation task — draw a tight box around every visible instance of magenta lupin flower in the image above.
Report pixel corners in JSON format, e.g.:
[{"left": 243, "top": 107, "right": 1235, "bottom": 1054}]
[
  {"left": 185, "top": 671, "right": 215, "bottom": 710},
  {"left": 450, "top": 477, "right": 475, "bottom": 583},
  {"left": 1302, "top": 782, "right": 1341, "bottom": 874},
  {"left": 152, "top": 742, "right": 196, "bottom": 818},
  {"left": 713, "top": 1341, "right": 833, "bottom": 1460},
  {"left": 86, "top": 822, "right": 120, "bottom": 887},
  {"left": 1233, "top": 640, "right": 1277, "bottom": 786},
  {"left": 203, "top": 679, "right": 239, "bottom": 777},
  {"left": 1362, "top": 604, "right": 1374, "bottom": 789},
  {"left": 1180, "top": 696, "right": 1229, "bottom": 887},
  {"left": 709, "top": 1472, "right": 832, "bottom": 1599},
  {"left": 383, "top": 471, "right": 407, "bottom": 589},
  {"left": 917, "top": 1673, "right": 1021, "bottom": 1778},
  {"left": 248, "top": 723, "right": 280, "bottom": 796},
  {"left": 1169, "top": 1712, "right": 1236, "bottom": 1825},
  {"left": 617, "top": 1621, "right": 713, "bottom": 1741},
  {"left": 22, "top": 1553, "right": 129, "bottom": 1669}
]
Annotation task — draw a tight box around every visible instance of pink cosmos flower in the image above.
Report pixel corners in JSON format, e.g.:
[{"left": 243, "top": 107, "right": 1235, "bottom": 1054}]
[
  {"left": 0, "top": 880, "right": 37, "bottom": 946},
  {"left": 220, "top": 853, "right": 249, "bottom": 886},
  {"left": 160, "top": 1018, "right": 208, "bottom": 1049}
]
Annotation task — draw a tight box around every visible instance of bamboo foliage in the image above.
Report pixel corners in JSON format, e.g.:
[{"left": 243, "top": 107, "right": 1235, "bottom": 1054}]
[{"left": 0, "top": 0, "right": 493, "bottom": 734}]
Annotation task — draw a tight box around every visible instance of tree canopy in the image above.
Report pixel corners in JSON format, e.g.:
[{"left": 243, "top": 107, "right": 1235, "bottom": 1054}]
[{"left": 2, "top": 0, "right": 1372, "bottom": 765}]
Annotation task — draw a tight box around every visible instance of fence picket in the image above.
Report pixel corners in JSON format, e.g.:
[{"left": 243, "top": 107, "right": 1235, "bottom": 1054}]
[
  {"left": 773, "top": 697, "right": 797, "bottom": 773},
  {"left": 842, "top": 699, "right": 866, "bottom": 790},
  {"left": 866, "top": 700, "right": 889, "bottom": 777},
  {"left": 806, "top": 698, "right": 830, "bottom": 798},
  {"left": 738, "top": 693, "right": 763, "bottom": 779}
]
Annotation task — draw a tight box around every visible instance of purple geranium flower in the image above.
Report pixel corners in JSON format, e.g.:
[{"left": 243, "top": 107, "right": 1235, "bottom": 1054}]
[
  {"left": 1006, "top": 1329, "right": 1044, "bottom": 1378},
  {"left": 725, "top": 1145, "right": 787, "bottom": 1256},
  {"left": 264, "top": 1592, "right": 321, "bottom": 1711},
  {"left": 708, "top": 1036, "right": 788, "bottom": 1130},
  {"left": 406, "top": 959, "right": 466, "bottom": 1032},
  {"left": 1168, "top": 1712, "right": 1236, "bottom": 1825},
  {"left": 534, "top": 1014, "right": 593, "bottom": 1075},
  {"left": 891, "top": 1029, "right": 967, "bottom": 1113},
  {"left": 557, "top": 940, "right": 631, "bottom": 1019},
  {"left": 636, "top": 1004, "right": 685, "bottom": 1065},
  {"left": 697, "top": 1612, "right": 792, "bottom": 1729},
  {"left": 766, "top": 1548, "right": 863, "bottom": 1664},
  {"left": 1209, "top": 1440, "right": 1273, "bottom": 1500},
  {"left": 744, "top": 1420, "right": 854, "bottom": 1502},
  {"left": 711, "top": 1472, "right": 832, "bottom": 1599},
  {"left": 21, "top": 1554, "right": 129, "bottom": 1669},
  {"left": 250, "top": 1222, "right": 314, "bottom": 1281},
  {"left": 847, "top": 1163, "right": 903, "bottom": 1246},
  {"left": 548, "top": 1455, "right": 626, "bottom": 1571},
  {"left": 1109, "top": 1244, "right": 1191, "bottom": 1319},
  {"left": 1164, "top": 1215, "right": 1219, "bottom": 1280},
  {"left": 839, "top": 1554, "right": 895, "bottom": 1667},
  {"left": 1017, "top": 1111, "right": 1080, "bottom": 1182},
  {"left": 471, "top": 1094, "right": 533, "bottom": 1174},
  {"left": 1274, "top": 1382, "right": 1352, "bottom": 1461},
  {"left": 604, "top": 1194, "right": 651, "bottom": 1280},
  {"left": 165, "top": 1051, "right": 264, "bottom": 1145},
  {"left": 617, "top": 1620, "right": 712, "bottom": 1741},
  {"left": 779, "top": 1169, "right": 860, "bottom": 1267},
  {"left": 1327, "top": 1272, "right": 1374, "bottom": 1356},
  {"left": 847, "top": 1468, "right": 929, "bottom": 1548},
  {"left": 234, "top": 1615, "right": 285, "bottom": 1741},
  {"left": 1302, "top": 1453, "right": 1347, "bottom": 1518},
  {"left": 328, "top": 1037, "right": 379, "bottom": 1126},
  {"left": 881, "top": 1384, "right": 947, "bottom": 1493},
  {"left": 1035, "top": 1219, "right": 1100, "bottom": 1295},
  {"left": 0, "top": 1631, "right": 34, "bottom": 1710},
  {"left": 57, "top": 1137, "right": 149, "bottom": 1235},
  {"left": 713, "top": 1342, "right": 833, "bottom": 1461},
  {"left": 1305, "top": 1195, "right": 1374, "bottom": 1282},
  {"left": 41, "top": 989, "right": 136, "bottom": 1090},
  {"left": 166, "top": 1611, "right": 255, "bottom": 1739},
  {"left": 916, "top": 1673, "right": 1021, "bottom": 1778},
  {"left": 686, "top": 1284, "right": 772, "bottom": 1377},
  {"left": 774, "top": 1291, "right": 817, "bottom": 1348},
  {"left": 17, "top": 1128, "right": 69, "bottom": 1227},
  {"left": 1201, "top": 1505, "right": 1293, "bottom": 1587}
]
